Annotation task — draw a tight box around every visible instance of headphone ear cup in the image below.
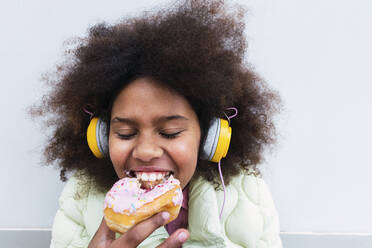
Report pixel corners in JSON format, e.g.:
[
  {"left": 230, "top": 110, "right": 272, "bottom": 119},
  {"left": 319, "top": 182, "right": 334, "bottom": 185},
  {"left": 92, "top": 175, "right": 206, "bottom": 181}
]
[
  {"left": 87, "top": 117, "right": 108, "bottom": 158},
  {"left": 201, "top": 118, "right": 220, "bottom": 161},
  {"left": 201, "top": 118, "right": 232, "bottom": 162}
]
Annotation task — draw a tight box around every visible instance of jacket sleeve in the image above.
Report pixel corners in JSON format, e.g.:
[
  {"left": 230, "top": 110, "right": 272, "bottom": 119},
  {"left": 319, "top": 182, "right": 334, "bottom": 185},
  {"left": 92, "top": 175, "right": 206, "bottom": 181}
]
[
  {"left": 254, "top": 176, "right": 283, "bottom": 248},
  {"left": 50, "top": 176, "right": 90, "bottom": 248},
  {"left": 217, "top": 174, "right": 283, "bottom": 248}
]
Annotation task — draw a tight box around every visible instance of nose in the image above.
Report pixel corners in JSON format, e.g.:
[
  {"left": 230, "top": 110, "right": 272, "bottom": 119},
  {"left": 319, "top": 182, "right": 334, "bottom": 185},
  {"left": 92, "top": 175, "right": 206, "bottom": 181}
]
[{"left": 132, "top": 136, "right": 163, "bottom": 162}]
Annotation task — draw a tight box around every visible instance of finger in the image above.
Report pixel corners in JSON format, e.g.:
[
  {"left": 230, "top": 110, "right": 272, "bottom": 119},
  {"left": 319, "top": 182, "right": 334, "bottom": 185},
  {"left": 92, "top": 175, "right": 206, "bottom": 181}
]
[
  {"left": 94, "top": 217, "right": 115, "bottom": 240},
  {"left": 116, "top": 211, "right": 170, "bottom": 247},
  {"left": 88, "top": 218, "right": 115, "bottom": 248},
  {"left": 157, "top": 229, "right": 189, "bottom": 248}
]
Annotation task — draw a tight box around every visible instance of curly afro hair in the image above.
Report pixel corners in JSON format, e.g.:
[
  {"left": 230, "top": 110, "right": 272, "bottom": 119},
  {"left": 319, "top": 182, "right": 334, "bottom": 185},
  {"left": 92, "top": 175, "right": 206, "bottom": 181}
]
[{"left": 30, "top": 0, "right": 281, "bottom": 193}]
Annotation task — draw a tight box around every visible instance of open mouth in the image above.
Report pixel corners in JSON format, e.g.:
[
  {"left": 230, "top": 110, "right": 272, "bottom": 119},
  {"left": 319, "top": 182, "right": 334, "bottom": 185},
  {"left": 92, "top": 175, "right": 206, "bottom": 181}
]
[{"left": 125, "top": 170, "right": 174, "bottom": 190}]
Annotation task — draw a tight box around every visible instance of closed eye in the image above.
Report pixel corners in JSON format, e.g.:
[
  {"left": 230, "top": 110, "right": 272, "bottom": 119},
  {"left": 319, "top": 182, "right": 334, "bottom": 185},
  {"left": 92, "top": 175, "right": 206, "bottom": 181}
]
[
  {"left": 116, "top": 131, "right": 184, "bottom": 140},
  {"left": 160, "top": 131, "right": 183, "bottom": 139},
  {"left": 117, "top": 133, "right": 136, "bottom": 140}
]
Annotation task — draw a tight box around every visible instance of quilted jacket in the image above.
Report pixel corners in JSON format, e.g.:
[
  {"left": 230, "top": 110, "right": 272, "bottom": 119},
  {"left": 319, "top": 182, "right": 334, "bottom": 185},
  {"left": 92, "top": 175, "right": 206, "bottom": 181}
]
[{"left": 50, "top": 172, "right": 282, "bottom": 247}]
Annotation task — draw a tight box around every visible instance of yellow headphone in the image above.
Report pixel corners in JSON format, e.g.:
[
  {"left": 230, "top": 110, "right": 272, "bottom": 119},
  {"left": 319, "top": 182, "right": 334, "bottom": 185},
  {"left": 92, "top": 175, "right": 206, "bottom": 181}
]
[{"left": 87, "top": 117, "right": 232, "bottom": 162}]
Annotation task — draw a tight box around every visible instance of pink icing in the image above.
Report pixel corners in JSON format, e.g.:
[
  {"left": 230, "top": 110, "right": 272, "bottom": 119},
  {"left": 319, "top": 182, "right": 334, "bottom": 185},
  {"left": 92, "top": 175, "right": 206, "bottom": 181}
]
[
  {"left": 104, "top": 176, "right": 183, "bottom": 215},
  {"left": 172, "top": 188, "right": 183, "bottom": 206}
]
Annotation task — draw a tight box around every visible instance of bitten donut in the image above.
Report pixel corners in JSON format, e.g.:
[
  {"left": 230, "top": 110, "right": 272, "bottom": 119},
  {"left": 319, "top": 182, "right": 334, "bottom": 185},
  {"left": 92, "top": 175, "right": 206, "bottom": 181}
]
[{"left": 104, "top": 172, "right": 183, "bottom": 234}]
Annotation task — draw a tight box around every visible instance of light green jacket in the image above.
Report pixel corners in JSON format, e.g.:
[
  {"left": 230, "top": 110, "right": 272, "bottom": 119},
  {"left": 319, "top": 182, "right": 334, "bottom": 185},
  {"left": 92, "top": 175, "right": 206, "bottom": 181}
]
[{"left": 50, "top": 173, "right": 282, "bottom": 247}]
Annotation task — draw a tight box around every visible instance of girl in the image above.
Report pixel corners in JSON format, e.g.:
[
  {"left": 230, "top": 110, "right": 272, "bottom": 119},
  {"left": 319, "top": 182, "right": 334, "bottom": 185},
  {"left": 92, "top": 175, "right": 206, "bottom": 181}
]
[{"left": 32, "top": 0, "right": 282, "bottom": 247}]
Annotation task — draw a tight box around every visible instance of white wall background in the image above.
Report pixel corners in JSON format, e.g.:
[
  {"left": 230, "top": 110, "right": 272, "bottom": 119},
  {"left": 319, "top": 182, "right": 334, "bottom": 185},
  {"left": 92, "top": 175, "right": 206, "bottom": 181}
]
[{"left": 1, "top": 0, "right": 371, "bottom": 234}]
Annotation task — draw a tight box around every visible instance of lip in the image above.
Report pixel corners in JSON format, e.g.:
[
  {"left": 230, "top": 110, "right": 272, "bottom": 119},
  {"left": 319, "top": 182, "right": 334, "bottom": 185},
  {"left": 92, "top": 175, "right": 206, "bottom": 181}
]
[{"left": 128, "top": 166, "right": 174, "bottom": 173}]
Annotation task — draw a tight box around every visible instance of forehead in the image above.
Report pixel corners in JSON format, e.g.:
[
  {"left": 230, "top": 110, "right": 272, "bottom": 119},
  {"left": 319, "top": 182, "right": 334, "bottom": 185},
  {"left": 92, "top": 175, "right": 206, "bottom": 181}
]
[{"left": 111, "top": 78, "right": 196, "bottom": 119}]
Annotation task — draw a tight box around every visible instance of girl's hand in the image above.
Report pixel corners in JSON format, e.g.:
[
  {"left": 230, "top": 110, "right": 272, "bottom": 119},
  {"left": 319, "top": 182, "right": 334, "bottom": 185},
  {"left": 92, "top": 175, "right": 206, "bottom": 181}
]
[{"left": 88, "top": 212, "right": 189, "bottom": 248}]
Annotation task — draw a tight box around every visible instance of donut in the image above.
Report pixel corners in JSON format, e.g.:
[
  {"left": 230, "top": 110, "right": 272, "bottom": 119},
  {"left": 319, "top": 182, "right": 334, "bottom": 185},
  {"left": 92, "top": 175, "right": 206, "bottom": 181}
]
[{"left": 103, "top": 173, "right": 183, "bottom": 234}]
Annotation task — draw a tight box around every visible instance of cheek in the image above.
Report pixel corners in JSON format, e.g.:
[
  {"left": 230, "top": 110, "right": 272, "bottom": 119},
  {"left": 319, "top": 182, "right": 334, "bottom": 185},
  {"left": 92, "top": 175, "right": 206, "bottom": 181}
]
[
  {"left": 108, "top": 138, "right": 131, "bottom": 174},
  {"left": 171, "top": 137, "right": 200, "bottom": 172}
]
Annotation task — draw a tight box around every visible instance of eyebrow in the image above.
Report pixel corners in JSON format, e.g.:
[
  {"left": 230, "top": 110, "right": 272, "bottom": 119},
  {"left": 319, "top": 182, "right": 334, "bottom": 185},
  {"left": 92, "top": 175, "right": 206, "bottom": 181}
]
[{"left": 111, "top": 115, "right": 189, "bottom": 126}]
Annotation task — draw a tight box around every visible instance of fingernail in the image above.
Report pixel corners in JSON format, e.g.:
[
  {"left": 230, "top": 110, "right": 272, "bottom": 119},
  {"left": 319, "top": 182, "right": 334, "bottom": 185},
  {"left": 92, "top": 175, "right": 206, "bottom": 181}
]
[
  {"left": 177, "top": 232, "right": 187, "bottom": 242},
  {"left": 161, "top": 212, "right": 170, "bottom": 221}
]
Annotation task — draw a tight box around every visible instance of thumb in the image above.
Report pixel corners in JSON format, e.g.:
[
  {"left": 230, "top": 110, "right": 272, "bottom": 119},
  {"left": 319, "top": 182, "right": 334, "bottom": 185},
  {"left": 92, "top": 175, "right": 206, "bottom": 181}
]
[
  {"left": 88, "top": 217, "right": 116, "bottom": 248},
  {"left": 157, "top": 229, "right": 189, "bottom": 248}
]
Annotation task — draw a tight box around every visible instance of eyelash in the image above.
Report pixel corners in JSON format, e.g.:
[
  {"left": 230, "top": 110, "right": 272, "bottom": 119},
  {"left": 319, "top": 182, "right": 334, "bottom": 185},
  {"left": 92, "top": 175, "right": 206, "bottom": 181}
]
[{"left": 117, "top": 131, "right": 183, "bottom": 140}]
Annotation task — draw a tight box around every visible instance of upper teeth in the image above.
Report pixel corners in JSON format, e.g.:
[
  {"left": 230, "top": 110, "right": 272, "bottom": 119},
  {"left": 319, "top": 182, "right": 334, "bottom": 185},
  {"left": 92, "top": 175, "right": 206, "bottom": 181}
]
[{"left": 135, "top": 172, "right": 170, "bottom": 181}]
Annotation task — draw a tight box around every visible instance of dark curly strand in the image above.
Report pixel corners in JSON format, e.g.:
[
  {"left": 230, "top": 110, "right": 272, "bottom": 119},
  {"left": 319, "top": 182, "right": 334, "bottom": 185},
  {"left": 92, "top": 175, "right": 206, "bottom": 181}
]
[{"left": 30, "top": 0, "right": 281, "bottom": 193}]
